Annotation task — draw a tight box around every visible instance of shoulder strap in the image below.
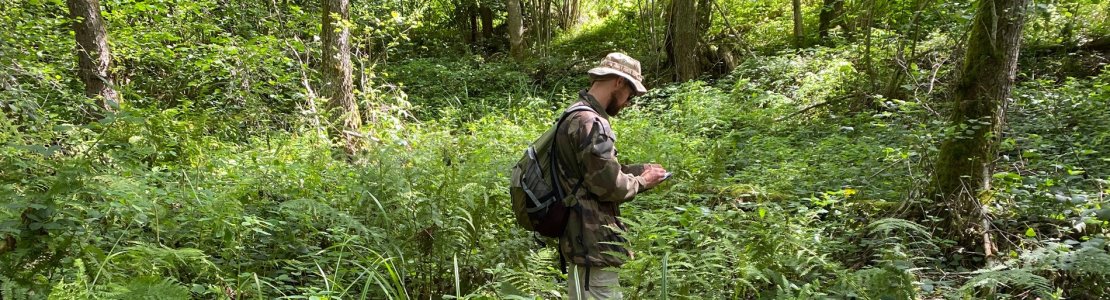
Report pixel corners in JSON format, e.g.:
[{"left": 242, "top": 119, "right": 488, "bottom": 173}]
[
  {"left": 556, "top": 105, "right": 597, "bottom": 126},
  {"left": 551, "top": 104, "right": 597, "bottom": 187},
  {"left": 550, "top": 105, "right": 594, "bottom": 283}
]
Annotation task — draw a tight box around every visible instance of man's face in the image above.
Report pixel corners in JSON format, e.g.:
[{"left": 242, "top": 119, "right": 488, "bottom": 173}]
[{"left": 606, "top": 79, "right": 636, "bottom": 117}]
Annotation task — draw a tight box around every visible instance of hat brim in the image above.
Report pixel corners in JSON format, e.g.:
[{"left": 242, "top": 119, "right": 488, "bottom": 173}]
[{"left": 588, "top": 67, "right": 647, "bottom": 95}]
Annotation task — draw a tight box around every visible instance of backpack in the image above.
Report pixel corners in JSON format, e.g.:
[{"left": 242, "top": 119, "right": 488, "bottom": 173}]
[{"left": 510, "top": 105, "right": 596, "bottom": 237}]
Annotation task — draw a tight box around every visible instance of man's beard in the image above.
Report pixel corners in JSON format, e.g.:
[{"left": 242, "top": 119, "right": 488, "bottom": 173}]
[{"left": 606, "top": 90, "right": 623, "bottom": 116}]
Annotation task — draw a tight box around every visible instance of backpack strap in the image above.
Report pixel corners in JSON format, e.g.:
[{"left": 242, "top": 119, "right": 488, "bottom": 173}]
[
  {"left": 549, "top": 104, "right": 596, "bottom": 195},
  {"left": 557, "top": 105, "right": 597, "bottom": 127},
  {"left": 551, "top": 104, "right": 599, "bottom": 291},
  {"left": 552, "top": 105, "right": 597, "bottom": 188}
]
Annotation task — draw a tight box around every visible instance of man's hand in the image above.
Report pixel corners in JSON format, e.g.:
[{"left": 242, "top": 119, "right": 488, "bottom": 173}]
[{"left": 641, "top": 164, "right": 669, "bottom": 189}]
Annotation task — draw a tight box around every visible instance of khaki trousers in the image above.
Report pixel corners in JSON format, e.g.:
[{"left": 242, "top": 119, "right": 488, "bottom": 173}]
[{"left": 566, "top": 264, "right": 622, "bottom": 300}]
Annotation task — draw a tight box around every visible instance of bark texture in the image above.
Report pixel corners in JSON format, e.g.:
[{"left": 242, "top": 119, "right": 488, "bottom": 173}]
[
  {"left": 557, "top": 0, "right": 580, "bottom": 29},
  {"left": 479, "top": 4, "right": 494, "bottom": 40},
  {"left": 321, "top": 0, "right": 362, "bottom": 157},
  {"left": 669, "top": 0, "right": 700, "bottom": 81},
  {"left": 792, "top": 0, "right": 804, "bottom": 47},
  {"left": 508, "top": 0, "right": 525, "bottom": 60},
  {"left": 67, "top": 0, "right": 119, "bottom": 111},
  {"left": 929, "top": 0, "right": 1029, "bottom": 261}
]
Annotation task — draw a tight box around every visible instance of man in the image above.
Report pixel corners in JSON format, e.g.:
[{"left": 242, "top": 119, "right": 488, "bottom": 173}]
[{"left": 555, "top": 52, "right": 669, "bottom": 299}]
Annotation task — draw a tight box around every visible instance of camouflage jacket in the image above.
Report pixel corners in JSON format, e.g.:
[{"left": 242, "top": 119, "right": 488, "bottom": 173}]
[{"left": 555, "top": 90, "right": 648, "bottom": 267}]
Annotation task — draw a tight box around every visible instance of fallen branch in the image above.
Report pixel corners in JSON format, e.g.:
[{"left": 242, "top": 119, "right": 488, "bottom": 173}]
[{"left": 774, "top": 94, "right": 854, "bottom": 122}]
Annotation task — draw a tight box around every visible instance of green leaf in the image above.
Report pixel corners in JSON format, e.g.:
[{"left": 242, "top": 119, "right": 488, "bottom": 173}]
[
  {"left": 1025, "top": 228, "right": 1036, "bottom": 237},
  {"left": 1095, "top": 208, "right": 1110, "bottom": 221}
]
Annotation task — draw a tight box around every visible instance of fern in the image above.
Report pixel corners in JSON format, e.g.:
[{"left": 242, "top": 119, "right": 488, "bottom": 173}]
[
  {"left": 46, "top": 259, "right": 92, "bottom": 300},
  {"left": 867, "top": 218, "right": 931, "bottom": 238},
  {"left": 1057, "top": 245, "right": 1110, "bottom": 276},
  {"left": 488, "top": 248, "right": 560, "bottom": 298},
  {"left": 864, "top": 218, "right": 940, "bottom": 269},
  {"left": 835, "top": 266, "right": 916, "bottom": 300},
  {"left": 1, "top": 274, "right": 35, "bottom": 300},
  {"left": 960, "top": 269, "right": 1054, "bottom": 299},
  {"left": 117, "top": 243, "right": 216, "bottom": 278},
  {"left": 106, "top": 277, "right": 191, "bottom": 300}
]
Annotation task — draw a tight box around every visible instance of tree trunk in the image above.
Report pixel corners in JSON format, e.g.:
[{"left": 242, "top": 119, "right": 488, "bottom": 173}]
[
  {"left": 818, "top": 0, "right": 844, "bottom": 41},
  {"left": 454, "top": 1, "right": 479, "bottom": 44},
  {"left": 570, "top": 0, "right": 580, "bottom": 28},
  {"left": 556, "top": 0, "right": 580, "bottom": 29},
  {"left": 321, "top": 0, "right": 362, "bottom": 157},
  {"left": 792, "top": 0, "right": 804, "bottom": 48},
  {"left": 883, "top": 0, "right": 928, "bottom": 99},
  {"left": 696, "top": 0, "right": 712, "bottom": 34},
  {"left": 669, "top": 0, "right": 699, "bottom": 81},
  {"left": 508, "top": 0, "right": 525, "bottom": 60},
  {"left": 67, "top": 0, "right": 119, "bottom": 112},
  {"left": 928, "top": 0, "right": 1029, "bottom": 263},
  {"left": 479, "top": 4, "right": 494, "bottom": 40},
  {"left": 469, "top": 2, "right": 480, "bottom": 43},
  {"left": 541, "top": 0, "right": 552, "bottom": 57},
  {"left": 862, "top": 0, "right": 875, "bottom": 92}
]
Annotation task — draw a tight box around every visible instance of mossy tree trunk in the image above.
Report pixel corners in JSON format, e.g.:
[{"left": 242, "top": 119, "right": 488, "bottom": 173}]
[
  {"left": 67, "top": 0, "right": 119, "bottom": 112},
  {"left": 929, "top": 0, "right": 1029, "bottom": 262},
  {"left": 321, "top": 0, "right": 362, "bottom": 157}
]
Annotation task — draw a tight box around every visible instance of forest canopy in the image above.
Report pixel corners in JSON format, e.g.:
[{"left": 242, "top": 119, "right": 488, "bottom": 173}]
[{"left": 2, "top": 0, "right": 1109, "bottom": 298}]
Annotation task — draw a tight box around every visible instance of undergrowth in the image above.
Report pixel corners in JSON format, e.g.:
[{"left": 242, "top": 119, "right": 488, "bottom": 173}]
[{"left": 3, "top": 2, "right": 1110, "bottom": 297}]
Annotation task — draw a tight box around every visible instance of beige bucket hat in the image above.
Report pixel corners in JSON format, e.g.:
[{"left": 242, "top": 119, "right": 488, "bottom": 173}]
[{"left": 587, "top": 52, "right": 647, "bottom": 95}]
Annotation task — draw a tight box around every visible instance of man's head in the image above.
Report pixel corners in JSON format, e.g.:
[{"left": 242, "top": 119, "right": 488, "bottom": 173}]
[
  {"left": 589, "top": 75, "right": 638, "bottom": 116},
  {"left": 587, "top": 53, "right": 647, "bottom": 117}
]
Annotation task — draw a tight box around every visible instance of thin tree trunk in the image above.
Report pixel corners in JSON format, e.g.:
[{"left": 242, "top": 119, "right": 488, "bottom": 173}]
[
  {"left": 455, "top": 2, "right": 469, "bottom": 44},
  {"left": 321, "top": 0, "right": 362, "bottom": 157},
  {"left": 542, "top": 0, "right": 552, "bottom": 57},
  {"left": 884, "top": 0, "right": 929, "bottom": 98},
  {"left": 67, "top": 0, "right": 119, "bottom": 112},
  {"left": 863, "top": 0, "right": 875, "bottom": 92},
  {"left": 469, "top": 2, "right": 480, "bottom": 43},
  {"left": 568, "top": 0, "right": 580, "bottom": 27},
  {"left": 508, "top": 0, "right": 525, "bottom": 60},
  {"left": 650, "top": 0, "right": 660, "bottom": 71},
  {"left": 792, "top": 0, "right": 804, "bottom": 48},
  {"left": 928, "top": 0, "right": 1029, "bottom": 263}
]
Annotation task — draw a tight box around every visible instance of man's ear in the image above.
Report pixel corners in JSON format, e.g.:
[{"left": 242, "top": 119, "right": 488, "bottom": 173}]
[{"left": 612, "top": 77, "right": 626, "bottom": 89}]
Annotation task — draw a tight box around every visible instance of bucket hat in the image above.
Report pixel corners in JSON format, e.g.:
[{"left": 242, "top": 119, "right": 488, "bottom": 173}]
[{"left": 587, "top": 52, "right": 647, "bottom": 94}]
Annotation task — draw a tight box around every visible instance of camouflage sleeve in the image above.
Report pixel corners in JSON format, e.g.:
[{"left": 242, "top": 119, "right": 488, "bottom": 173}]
[
  {"left": 568, "top": 113, "right": 646, "bottom": 203},
  {"left": 621, "top": 164, "right": 646, "bottom": 176}
]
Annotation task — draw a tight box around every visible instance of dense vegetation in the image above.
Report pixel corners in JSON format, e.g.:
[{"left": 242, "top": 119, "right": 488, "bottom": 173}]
[{"left": 2, "top": 0, "right": 1109, "bottom": 298}]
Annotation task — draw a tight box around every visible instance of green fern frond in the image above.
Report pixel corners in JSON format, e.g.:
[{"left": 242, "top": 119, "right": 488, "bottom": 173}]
[
  {"left": 121, "top": 243, "right": 214, "bottom": 271},
  {"left": 867, "top": 218, "right": 931, "bottom": 238},
  {"left": 1058, "top": 246, "right": 1110, "bottom": 276},
  {"left": 496, "top": 248, "right": 559, "bottom": 297},
  {"left": 108, "top": 277, "right": 191, "bottom": 300},
  {"left": 960, "top": 269, "right": 1053, "bottom": 299}
]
